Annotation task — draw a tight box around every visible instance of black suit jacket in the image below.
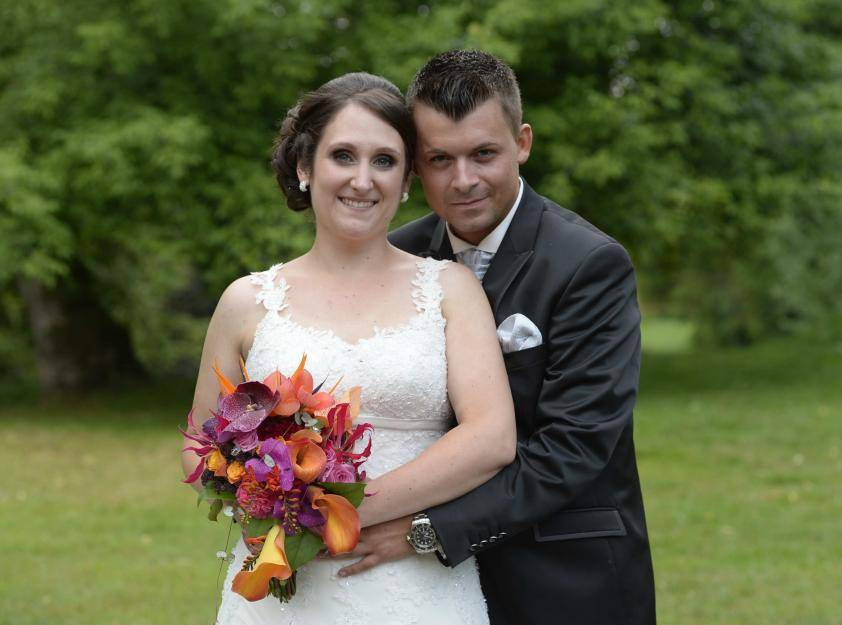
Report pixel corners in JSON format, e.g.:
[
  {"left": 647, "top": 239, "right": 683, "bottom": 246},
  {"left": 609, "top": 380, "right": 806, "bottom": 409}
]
[{"left": 389, "top": 182, "right": 656, "bottom": 625}]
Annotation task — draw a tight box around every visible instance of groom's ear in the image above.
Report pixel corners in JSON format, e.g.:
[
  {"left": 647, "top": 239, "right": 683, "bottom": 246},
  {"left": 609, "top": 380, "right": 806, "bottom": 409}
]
[{"left": 516, "top": 123, "right": 533, "bottom": 165}]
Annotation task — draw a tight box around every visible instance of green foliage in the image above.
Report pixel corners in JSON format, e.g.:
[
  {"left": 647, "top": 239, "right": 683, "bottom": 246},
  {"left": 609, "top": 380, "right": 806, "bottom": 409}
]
[
  {"left": 243, "top": 517, "right": 276, "bottom": 539},
  {"left": 284, "top": 529, "right": 323, "bottom": 571},
  {"left": 2, "top": 0, "right": 840, "bottom": 385},
  {"left": 317, "top": 480, "right": 366, "bottom": 507}
]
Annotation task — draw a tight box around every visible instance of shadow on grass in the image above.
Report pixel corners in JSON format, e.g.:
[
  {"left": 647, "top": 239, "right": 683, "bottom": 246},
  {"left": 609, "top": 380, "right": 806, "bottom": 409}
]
[
  {"left": 642, "top": 335, "right": 842, "bottom": 397},
  {"left": 2, "top": 376, "right": 196, "bottom": 431}
]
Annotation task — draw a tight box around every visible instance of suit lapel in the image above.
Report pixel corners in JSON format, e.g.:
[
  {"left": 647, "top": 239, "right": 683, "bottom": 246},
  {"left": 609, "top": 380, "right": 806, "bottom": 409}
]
[
  {"left": 425, "top": 219, "right": 455, "bottom": 260},
  {"left": 421, "top": 181, "right": 542, "bottom": 314},
  {"left": 482, "top": 182, "right": 543, "bottom": 315}
]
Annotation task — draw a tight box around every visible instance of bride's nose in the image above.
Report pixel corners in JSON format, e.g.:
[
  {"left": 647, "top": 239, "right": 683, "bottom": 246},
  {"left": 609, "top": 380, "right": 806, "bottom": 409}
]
[{"left": 350, "top": 164, "right": 374, "bottom": 192}]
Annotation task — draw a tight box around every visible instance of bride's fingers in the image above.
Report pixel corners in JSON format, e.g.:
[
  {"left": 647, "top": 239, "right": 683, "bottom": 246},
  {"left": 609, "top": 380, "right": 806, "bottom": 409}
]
[{"left": 338, "top": 554, "right": 379, "bottom": 577}]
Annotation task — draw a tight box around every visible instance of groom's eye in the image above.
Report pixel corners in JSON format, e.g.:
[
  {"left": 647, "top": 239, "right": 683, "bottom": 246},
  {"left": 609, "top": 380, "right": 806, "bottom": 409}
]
[
  {"left": 475, "top": 149, "right": 495, "bottom": 159},
  {"left": 428, "top": 154, "right": 450, "bottom": 165}
]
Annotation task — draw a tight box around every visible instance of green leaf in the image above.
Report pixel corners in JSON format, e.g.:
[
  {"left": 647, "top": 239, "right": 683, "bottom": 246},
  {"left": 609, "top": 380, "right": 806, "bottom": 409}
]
[
  {"left": 242, "top": 517, "right": 276, "bottom": 539},
  {"left": 316, "top": 481, "right": 366, "bottom": 507},
  {"left": 284, "top": 530, "right": 324, "bottom": 572},
  {"left": 207, "top": 498, "right": 223, "bottom": 522},
  {"left": 202, "top": 483, "right": 236, "bottom": 502}
]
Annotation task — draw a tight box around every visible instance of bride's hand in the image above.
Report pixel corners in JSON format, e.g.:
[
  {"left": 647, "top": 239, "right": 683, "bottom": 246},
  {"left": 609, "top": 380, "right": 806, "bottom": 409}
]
[{"left": 336, "top": 515, "right": 415, "bottom": 577}]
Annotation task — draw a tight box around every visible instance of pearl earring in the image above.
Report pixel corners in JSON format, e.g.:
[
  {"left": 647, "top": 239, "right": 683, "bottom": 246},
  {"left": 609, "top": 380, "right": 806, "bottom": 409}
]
[
  {"left": 299, "top": 180, "right": 309, "bottom": 192},
  {"left": 401, "top": 191, "right": 409, "bottom": 203}
]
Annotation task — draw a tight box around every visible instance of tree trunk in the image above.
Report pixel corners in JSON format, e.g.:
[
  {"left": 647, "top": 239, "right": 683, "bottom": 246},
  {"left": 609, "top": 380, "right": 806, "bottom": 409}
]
[{"left": 19, "top": 269, "right": 143, "bottom": 391}]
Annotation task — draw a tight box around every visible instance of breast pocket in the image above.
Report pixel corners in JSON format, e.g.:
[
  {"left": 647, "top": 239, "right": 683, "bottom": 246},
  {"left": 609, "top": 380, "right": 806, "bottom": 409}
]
[{"left": 503, "top": 343, "right": 546, "bottom": 372}]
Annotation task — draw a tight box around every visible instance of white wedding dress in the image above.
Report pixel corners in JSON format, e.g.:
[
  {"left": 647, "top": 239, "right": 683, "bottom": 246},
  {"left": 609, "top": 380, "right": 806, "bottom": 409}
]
[{"left": 215, "top": 257, "right": 489, "bottom": 625}]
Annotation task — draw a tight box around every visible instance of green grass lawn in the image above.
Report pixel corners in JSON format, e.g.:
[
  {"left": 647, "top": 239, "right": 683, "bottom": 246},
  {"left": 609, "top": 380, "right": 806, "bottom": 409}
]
[{"left": 2, "top": 320, "right": 840, "bottom": 624}]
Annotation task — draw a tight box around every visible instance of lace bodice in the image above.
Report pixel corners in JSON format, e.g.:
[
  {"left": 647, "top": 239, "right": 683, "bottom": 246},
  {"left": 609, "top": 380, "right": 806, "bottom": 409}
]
[
  {"left": 245, "top": 257, "right": 453, "bottom": 445},
  {"left": 217, "top": 257, "right": 488, "bottom": 625}
]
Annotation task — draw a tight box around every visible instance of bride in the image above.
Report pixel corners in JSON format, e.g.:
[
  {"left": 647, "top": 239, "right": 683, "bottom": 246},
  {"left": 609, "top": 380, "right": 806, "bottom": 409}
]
[{"left": 181, "top": 72, "right": 516, "bottom": 625}]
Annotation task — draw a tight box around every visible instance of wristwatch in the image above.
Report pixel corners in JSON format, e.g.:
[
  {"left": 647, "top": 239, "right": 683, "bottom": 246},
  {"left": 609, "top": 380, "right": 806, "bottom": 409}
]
[{"left": 406, "top": 513, "right": 441, "bottom": 554}]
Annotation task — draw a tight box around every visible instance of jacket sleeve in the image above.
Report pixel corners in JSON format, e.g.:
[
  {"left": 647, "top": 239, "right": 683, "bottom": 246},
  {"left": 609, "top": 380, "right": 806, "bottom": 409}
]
[{"left": 427, "top": 241, "right": 641, "bottom": 566}]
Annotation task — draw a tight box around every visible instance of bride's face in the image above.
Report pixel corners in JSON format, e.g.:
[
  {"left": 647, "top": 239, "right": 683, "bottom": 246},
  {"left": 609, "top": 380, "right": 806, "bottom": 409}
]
[{"left": 301, "top": 102, "right": 409, "bottom": 241}]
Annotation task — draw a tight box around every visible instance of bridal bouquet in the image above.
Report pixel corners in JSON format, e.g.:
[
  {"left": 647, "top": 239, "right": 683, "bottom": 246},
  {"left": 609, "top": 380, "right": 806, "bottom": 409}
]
[{"left": 181, "top": 355, "right": 372, "bottom": 602}]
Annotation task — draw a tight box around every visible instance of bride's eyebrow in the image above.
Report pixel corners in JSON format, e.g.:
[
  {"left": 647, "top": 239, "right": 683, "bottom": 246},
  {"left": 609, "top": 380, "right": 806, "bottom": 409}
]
[{"left": 325, "top": 141, "right": 401, "bottom": 156}]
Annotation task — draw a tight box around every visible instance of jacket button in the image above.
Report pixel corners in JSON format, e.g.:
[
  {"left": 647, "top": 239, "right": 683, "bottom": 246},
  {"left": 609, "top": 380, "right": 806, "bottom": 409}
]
[
  {"left": 488, "top": 536, "right": 497, "bottom": 542},
  {"left": 469, "top": 544, "right": 479, "bottom": 551},
  {"left": 499, "top": 531, "right": 507, "bottom": 537},
  {"left": 479, "top": 540, "right": 488, "bottom": 546}
]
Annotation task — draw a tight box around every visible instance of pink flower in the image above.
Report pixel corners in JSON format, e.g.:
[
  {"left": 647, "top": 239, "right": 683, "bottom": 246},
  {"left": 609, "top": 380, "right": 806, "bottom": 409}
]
[{"left": 322, "top": 462, "right": 356, "bottom": 483}]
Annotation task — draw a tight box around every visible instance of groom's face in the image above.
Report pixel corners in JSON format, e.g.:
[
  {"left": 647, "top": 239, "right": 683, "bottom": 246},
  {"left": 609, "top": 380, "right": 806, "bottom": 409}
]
[{"left": 413, "top": 98, "right": 532, "bottom": 246}]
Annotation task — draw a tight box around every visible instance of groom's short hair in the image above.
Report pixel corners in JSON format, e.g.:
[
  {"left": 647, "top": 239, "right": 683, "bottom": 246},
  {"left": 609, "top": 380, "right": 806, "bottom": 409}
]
[{"left": 407, "top": 49, "right": 522, "bottom": 136}]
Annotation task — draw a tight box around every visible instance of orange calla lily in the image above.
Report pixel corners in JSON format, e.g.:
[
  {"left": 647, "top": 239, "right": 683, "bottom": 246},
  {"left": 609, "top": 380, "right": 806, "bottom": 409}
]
[
  {"left": 231, "top": 524, "right": 292, "bottom": 601},
  {"left": 286, "top": 430, "right": 327, "bottom": 482},
  {"left": 309, "top": 486, "right": 360, "bottom": 555}
]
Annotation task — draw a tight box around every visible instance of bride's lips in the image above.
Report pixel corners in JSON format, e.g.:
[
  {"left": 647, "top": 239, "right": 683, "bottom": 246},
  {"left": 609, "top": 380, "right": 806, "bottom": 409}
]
[{"left": 339, "top": 197, "right": 378, "bottom": 210}]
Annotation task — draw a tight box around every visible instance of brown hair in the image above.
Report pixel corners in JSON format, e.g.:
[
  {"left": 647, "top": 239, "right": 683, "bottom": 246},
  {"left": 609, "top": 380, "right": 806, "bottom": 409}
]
[
  {"left": 272, "top": 72, "right": 415, "bottom": 211},
  {"left": 406, "top": 49, "right": 522, "bottom": 136}
]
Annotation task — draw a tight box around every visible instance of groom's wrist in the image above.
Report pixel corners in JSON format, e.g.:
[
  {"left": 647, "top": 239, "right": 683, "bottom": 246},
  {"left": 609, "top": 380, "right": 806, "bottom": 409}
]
[{"left": 406, "top": 513, "right": 446, "bottom": 558}]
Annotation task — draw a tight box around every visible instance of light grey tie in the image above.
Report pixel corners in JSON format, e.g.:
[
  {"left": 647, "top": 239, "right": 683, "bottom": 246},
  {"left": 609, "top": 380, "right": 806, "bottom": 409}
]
[{"left": 456, "top": 248, "right": 494, "bottom": 281}]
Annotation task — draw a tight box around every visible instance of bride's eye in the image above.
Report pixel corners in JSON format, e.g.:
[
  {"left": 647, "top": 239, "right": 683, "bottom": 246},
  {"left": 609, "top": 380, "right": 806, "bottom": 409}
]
[
  {"left": 332, "top": 150, "right": 354, "bottom": 164},
  {"left": 372, "top": 154, "right": 396, "bottom": 168}
]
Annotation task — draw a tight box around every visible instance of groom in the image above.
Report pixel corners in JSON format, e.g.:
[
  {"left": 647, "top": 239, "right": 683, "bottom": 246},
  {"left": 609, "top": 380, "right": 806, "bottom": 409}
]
[{"left": 344, "top": 50, "right": 656, "bottom": 625}]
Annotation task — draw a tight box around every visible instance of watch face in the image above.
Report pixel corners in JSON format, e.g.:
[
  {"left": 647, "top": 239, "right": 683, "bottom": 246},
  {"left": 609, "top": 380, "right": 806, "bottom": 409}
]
[{"left": 412, "top": 523, "right": 437, "bottom": 550}]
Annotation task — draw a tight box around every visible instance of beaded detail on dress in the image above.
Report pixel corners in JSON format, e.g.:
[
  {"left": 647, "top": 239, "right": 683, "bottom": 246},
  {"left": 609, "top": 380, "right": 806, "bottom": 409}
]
[{"left": 215, "top": 257, "right": 489, "bottom": 625}]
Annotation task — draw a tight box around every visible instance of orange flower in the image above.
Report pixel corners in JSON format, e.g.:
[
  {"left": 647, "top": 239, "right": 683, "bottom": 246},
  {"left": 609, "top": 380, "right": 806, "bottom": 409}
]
[
  {"left": 213, "top": 360, "right": 237, "bottom": 397},
  {"left": 286, "top": 430, "right": 327, "bottom": 483},
  {"left": 226, "top": 461, "right": 246, "bottom": 484},
  {"left": 262, "top": 371, "right": 299, "bottom": 417},
  {"left": 231, "top": 524, "right": 292, "bottom": 601},
  {"left": 206, "top": 449, "right": 228, "bottom": 478},
  {"left": 262, "top": 355, "right": 334, "bottom": 417},
  {"left": 308, "top": 486, "right": 360, "bottom": 555},
  {"left": 315, "top": 386, "right": 360, "bottom": 429}
]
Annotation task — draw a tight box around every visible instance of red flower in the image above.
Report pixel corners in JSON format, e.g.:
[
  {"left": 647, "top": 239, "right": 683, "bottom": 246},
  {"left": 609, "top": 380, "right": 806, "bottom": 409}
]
[{"left": 236, "top": 468, "right": 278, "bottom": 519}]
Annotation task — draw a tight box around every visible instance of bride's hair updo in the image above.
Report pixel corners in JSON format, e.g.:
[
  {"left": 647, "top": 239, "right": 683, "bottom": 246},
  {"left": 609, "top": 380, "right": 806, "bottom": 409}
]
[{"left": 272, "top": 72, "right": 416, "bottom": 212}]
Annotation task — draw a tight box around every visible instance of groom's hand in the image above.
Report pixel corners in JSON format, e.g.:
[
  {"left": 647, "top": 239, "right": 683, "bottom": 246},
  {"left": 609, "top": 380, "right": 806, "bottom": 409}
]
[{"left": 337, "top": 515, "right": 415, "bottom": 577}]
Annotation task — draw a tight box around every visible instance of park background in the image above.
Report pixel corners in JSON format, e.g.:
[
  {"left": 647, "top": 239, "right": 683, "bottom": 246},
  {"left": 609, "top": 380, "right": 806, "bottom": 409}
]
[{"left": 1, "top": 1, "right": 840, "bottom": 623}]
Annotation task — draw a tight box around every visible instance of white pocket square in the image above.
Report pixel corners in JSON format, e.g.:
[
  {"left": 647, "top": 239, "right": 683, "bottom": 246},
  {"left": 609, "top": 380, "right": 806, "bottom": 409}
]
[{"left": 496, "top": 313, "right": 543, "bottom": 354}]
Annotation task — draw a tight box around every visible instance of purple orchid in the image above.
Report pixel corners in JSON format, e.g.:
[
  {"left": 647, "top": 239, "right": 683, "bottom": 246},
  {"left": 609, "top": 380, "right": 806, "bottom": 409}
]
[
  {"left": 245, "top": 438, "right": 295, "bottom": 490},
  {"left": 297, "top": 497, "right": 327, "bottom": 530},
  {"left": 217, "top": 381, "right": 281, "bottom": 451}
]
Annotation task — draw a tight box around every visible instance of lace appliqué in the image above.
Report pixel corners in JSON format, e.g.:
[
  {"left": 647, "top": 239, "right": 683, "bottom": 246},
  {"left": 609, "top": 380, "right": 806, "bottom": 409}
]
[
  {"left": 248, "top": 263, "right": 289, "bottom": 313},
  {"left": 411, "top": 257, "right": 447, "bottom": 321}
]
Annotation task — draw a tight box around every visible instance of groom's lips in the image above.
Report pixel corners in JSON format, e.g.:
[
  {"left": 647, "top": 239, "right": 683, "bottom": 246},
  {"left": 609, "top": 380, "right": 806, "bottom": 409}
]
[{"left": 450, "top": 195, "right": 489, "bottom": 208}]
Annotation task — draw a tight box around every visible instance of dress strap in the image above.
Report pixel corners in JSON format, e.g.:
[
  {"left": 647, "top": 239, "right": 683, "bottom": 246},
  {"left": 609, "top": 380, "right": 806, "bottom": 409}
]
[
  {"left": 410, "top": 257, "right": 448, "bottom": 320},
  {"left": 248, "top": 263, "right": 289, "bottom": 313}
]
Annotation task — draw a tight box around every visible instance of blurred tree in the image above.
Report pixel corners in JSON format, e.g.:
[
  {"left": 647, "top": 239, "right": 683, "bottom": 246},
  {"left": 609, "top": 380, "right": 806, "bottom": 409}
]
[{"left": 1, "top": 0, "right": 840, "bottom": 389}]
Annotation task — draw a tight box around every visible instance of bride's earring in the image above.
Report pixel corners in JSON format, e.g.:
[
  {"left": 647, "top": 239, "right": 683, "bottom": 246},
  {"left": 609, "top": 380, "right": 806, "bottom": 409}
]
[
  {"left": 299, "top": 180, "right": 309, "bottom": 192},
  {"left": 401, "top": 191, "right": 409, "bottom": 203}
]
